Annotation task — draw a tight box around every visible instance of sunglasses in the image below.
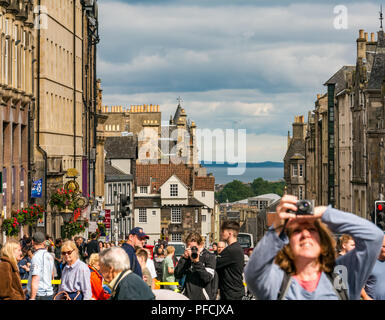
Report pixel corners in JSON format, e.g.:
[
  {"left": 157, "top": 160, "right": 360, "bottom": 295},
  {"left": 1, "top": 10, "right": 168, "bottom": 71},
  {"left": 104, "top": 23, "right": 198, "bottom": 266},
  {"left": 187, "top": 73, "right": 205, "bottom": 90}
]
[{"left": 61, "top": 250, "right": 74, "bottom": 256}]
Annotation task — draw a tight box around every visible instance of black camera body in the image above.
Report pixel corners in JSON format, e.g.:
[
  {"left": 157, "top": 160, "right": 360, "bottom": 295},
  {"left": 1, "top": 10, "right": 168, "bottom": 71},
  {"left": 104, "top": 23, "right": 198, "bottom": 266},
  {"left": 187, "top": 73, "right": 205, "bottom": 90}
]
[
  {"left": 295, "top": 200, "right": 313, "bottom": 215},
  {"left": 190, "top": 246, "right": 199, "bottom": 259}
]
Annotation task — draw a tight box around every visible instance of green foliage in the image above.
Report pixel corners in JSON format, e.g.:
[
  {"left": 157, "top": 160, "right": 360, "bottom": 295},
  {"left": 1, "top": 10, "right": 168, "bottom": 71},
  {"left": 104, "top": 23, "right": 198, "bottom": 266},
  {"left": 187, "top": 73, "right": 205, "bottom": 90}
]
[
  {"left": 61, "top": 219, "right": 89, "bottom": 239},
  {"left": 251, "top": 178, "right": 285, "bottom": 197},
  {"left": 49, "top": 188, "right": 79, "bottom": 211},
  {"left": 16, "top": 205, "right": 44, "bottom": 226},
  {"left": 215, "top": 178, "right": 286, "bottom": 203},
  {"left": 216, "top": 180, "right": 254, "bottom": 203},
  {"left": 1, "top": 218, "right": 20, "bottom": 237}
]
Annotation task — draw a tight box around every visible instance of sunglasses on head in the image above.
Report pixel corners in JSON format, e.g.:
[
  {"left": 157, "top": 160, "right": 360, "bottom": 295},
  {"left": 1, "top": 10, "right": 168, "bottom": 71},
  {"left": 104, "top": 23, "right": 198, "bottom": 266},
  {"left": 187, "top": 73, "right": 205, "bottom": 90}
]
[{"left": 61, "top": 250, "right": 74, "bottom": 256}]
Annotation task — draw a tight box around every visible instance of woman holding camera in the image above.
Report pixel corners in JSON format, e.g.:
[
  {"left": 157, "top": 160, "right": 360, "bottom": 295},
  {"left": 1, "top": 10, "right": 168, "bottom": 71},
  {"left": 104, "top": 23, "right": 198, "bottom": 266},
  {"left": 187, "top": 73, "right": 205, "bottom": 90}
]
[
  {"left": 244, "top": 195, "right": 383, "bottom": 300},
  {"left": 174, "top": 232, "right": 217, "bottom": 300}
]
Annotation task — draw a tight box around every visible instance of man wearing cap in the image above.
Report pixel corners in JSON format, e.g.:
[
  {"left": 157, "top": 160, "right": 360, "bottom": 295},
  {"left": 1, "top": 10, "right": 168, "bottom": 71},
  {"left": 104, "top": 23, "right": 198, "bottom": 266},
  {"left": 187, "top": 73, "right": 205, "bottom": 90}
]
[
  {"left": 27, "top": 232, "right": 55, "bottom": 300},
  {"left": 121, "top": 227, "right": 149, "bottom": 278}
]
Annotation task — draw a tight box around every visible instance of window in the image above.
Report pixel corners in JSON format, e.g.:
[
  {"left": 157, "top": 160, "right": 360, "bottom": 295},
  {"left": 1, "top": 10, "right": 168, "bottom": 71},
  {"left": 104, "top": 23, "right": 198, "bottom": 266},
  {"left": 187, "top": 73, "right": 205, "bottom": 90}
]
[
  {"left": 138, "top": 208, "right": 147, "bottom": 223},
  {"left": 4, "top": 39, "right": 8, "bottom": 85},
  {"left": 259, "top": 200, "right": 268, "bottom": 210},
  {"left": 299, "top": 186, "right": 304, "bottom": 200},
  {"left": 299, "top": 164, "right": 303, "bottom": 177},
  {"left": 171, "top": 233, "right": 182, "bottom": 242},
  {"left": 152, "top": 210, "right": 156, "bottom": 216},
  {"left": 140, "top": 186, "right": 148, "bottom": 194},
  {"left": 195, "top": 209, "right": 199, "bottom": 223},
  {"left": 108, "top": 184, "right": 112, "bottom": 204},
  {"left": 201, "top": 191, "right": 205, "bottom": 197},
  {"left": 123, "top": 184, "right": 126, "bottom": 196},
  {"left": 202, "top": 214, "right": 206, "bottom": 222},
  {"left": 171, "top": 207, "right": 182, "bottom": 223},
  {"left": 170, "top": 184, "right": 178, "bottom": 197},
  {"left": 292, "top": 164, "right": 298, "bottom": 177}
]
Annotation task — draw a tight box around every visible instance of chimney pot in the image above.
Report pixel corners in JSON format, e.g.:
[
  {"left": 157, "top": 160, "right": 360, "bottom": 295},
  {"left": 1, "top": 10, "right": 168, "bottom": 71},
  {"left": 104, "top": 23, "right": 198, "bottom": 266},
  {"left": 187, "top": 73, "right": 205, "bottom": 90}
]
[
  {"left": 359, "top": 29, "right": 364, "bottom": 39},
  {"left": 365, "top": 32, "right": 368, "bottom": 41},
  {"left": 371, "top": 32, "right": 375, "bottom": 42}
]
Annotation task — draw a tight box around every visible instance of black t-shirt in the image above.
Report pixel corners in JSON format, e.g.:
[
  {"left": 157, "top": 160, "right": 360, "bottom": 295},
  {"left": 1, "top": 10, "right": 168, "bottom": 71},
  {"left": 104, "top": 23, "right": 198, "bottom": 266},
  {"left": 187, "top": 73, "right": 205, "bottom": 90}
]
[{"left": 216, "top": 241, "right": 245, "bottom": 300}]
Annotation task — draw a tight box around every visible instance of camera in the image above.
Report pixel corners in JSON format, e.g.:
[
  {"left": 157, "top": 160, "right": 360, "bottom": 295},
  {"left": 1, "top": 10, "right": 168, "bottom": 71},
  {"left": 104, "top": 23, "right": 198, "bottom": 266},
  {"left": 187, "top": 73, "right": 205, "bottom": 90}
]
[
  {"left": 190, "top": 246, "right": 199, "bottom": 259},
  {"left": 295, "top": 200, "right": 313, "bottom": 215}
]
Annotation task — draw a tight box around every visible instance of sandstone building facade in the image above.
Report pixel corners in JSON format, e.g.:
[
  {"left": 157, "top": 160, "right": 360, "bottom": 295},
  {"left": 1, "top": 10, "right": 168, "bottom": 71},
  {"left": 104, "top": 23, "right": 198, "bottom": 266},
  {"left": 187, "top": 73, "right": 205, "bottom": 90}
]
[{"left": 286, "top": 28, "right": 385, "bottom": 221}]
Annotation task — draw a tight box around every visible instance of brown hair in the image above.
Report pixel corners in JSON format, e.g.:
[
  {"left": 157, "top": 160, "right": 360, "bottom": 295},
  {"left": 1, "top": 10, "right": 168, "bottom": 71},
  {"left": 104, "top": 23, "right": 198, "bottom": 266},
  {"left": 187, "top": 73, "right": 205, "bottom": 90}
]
[
  {"left": 185, "top": 232, "right": 204, "bottom": 245},
  {"left": 275, "top": 219, "right": 337, "bottom": 275},
  {"left": 339, "top": 234, "right": 353, "bottom": 246},
  {"left": 136, "top": 248, "right": 148, "bottom": 261},
  {"left": 221, "top": 220, "right": 240, "bottom": 236}
]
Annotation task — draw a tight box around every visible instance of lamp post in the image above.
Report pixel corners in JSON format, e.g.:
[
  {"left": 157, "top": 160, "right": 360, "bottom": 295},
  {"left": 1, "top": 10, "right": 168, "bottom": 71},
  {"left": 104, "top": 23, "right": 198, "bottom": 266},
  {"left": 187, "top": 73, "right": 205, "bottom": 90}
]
[{"left": 61, "top": 207, "right": 73, "bottom": 223}]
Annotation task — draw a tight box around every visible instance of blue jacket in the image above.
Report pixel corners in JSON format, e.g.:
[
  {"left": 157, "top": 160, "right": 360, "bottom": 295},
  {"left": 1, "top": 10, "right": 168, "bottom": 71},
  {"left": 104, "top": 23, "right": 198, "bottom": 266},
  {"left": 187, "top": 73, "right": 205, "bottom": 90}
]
[
  {"left": 121, "top": 243, "right": 142, "bottom": 278},
  {"left": 244, "top": 207, "right": 384, "bottom": 300}
]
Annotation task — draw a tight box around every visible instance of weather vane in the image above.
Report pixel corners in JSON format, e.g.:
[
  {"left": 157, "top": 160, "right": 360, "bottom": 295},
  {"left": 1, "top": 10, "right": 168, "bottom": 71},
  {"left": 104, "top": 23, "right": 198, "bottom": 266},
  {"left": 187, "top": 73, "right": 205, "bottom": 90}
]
[
  {"left": 177, "top": 96, "right": 183, "bottom": 106},
  {"left": 380, "top": 4, "right": 384, "bottom": 30}
]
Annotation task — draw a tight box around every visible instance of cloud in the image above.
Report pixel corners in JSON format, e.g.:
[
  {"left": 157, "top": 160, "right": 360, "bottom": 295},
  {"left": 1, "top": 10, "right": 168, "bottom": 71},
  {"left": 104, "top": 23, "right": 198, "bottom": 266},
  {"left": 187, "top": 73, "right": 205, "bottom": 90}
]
[{"left": 97, "top": 0, "right": 382, "bottom": 161}]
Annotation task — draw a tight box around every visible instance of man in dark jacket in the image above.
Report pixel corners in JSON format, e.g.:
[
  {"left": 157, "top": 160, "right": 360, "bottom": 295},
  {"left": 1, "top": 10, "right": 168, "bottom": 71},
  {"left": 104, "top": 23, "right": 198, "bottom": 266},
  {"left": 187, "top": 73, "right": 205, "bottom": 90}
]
[
  {"left": 121, "top": 227, "right": 149, "bottom": 278},
  {"left": 216, "top": 220, "right": 245, "bottom": 300},
  {"left": 175, "top": 232, "right": 217, "bottom": 300},
  {"left": 86, "top": 233, "right": 100, "bottom": 258}
]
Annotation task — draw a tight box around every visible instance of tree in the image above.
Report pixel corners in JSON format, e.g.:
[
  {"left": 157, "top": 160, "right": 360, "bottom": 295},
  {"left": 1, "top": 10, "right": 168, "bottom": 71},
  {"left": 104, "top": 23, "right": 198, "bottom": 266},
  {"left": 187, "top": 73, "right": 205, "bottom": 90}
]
[{"left": 216, "top": 180, "right": 254, "bottom": 203}]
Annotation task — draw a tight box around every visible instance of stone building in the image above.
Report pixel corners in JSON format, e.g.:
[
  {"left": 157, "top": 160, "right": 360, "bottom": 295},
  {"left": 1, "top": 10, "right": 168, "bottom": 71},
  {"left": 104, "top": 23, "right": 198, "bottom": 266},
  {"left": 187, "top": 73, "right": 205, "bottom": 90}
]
[
  {"left": 32, "top": 0, "right": 100, "bottom": 237},
  {"left": 134, "top": 163, "right": 215, "bottom": 245},
  {"left": 0, "top": 0, "right": 35, "bottom": 242},
  {"left": 290, "top": 28, "right": 385, "bottom": 221},
  {"left": 283, "top": 116, "right": 306, "bottom": 199}
]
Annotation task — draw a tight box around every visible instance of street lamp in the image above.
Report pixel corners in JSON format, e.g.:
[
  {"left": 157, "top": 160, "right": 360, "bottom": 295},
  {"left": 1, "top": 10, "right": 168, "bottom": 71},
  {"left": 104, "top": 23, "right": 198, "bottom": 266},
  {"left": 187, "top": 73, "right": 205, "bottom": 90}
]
[
  {"left": 61, "top": 207, "right": 73, "bottom": 223},
  {"left": 90, "top": 207, "right": 99, "bottom": 222}
]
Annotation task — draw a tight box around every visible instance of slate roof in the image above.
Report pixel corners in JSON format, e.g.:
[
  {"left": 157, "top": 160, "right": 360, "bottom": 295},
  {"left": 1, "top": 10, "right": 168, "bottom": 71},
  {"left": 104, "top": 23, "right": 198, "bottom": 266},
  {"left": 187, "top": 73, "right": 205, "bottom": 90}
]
[
  {"left": 368, "top": 31, "right": 385, "bottom": 90},
  {"left": 324, "top": 66, "right": 354, "bottom": 94},
  {"left": 105, "top": 162, "right": 133, "bottom": 182},
  {"left": 105, "top": 136, "right": 137, "bottom": 159}
]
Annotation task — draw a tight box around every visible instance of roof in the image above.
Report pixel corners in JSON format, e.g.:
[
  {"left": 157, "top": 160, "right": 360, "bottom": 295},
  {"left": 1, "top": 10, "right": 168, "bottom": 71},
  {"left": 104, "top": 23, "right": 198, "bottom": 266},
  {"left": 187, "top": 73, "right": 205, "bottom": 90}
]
[
  {"left": 105, "top": 162, "right": 133, "bottom": 182},
  {"left": 368, "top": 31, "right": 385, "bottom": 90},
  {"left": 105, "top": 136, "right": 137, "bottom": 159},
  {"left": 136, "top": 163, "right": 193, "bottom": 192},
  {"left": 324, "top": 66, "right": 354, "bottom": 94},
  {"left": 248, "top": 194, "right": 281, "bottom": 202},
  {"left": 194, "top": 176, "right": 215, "bottom": 191}
]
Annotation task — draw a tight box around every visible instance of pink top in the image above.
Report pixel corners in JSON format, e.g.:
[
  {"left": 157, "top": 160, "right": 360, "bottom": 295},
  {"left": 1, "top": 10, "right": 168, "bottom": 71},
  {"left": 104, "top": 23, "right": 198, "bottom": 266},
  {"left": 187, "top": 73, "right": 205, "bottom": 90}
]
[{"left": 292, "top": 272, "right": 322, "bottom": 292}]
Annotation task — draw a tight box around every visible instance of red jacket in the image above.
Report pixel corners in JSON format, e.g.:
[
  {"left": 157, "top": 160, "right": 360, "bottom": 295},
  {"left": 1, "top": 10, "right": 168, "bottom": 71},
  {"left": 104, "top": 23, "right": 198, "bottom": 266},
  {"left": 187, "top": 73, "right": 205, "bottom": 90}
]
[{"left": 89, "top": 265, "right": 110, "bottom": 300}]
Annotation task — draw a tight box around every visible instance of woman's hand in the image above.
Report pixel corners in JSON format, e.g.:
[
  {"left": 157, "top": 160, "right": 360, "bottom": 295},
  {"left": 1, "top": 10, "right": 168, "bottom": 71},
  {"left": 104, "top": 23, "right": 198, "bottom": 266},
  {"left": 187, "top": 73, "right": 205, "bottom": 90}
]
[{"left": 273, "top": 195, "right": 328, "bottom": 234}]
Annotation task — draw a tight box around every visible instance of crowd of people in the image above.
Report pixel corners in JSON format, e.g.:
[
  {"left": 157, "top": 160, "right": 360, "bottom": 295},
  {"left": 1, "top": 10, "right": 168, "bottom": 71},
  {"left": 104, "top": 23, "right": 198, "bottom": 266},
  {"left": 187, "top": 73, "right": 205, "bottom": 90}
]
[{"left": 1, "top": 194, "right": 385, "bottom": 300}]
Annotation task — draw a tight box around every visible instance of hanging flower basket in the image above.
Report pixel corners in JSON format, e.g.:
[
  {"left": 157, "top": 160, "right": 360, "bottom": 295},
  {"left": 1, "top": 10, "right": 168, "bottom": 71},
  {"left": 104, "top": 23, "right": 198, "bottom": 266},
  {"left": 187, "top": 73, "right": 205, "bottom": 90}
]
[
  {"left": 49, "top": 188, "right": 79, "bottom": 212},
  {"left": 1, "top": 218, "right": 20, "bottom": 237},
  {"left": 15, "top": 204, "right": 45, "bottom": 226},
  {"left": 61, "top": 219, "right": 87, "bottom": 239}
]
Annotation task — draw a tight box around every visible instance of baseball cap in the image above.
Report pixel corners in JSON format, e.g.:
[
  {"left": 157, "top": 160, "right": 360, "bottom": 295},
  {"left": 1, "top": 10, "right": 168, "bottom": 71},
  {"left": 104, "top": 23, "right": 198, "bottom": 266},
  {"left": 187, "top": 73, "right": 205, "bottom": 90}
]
[
  {"left": 129, "top": 227, "right": 149, "bottom": 239},
  {"left": 32, "top": 232, "right": 46, "bottom": 244}
]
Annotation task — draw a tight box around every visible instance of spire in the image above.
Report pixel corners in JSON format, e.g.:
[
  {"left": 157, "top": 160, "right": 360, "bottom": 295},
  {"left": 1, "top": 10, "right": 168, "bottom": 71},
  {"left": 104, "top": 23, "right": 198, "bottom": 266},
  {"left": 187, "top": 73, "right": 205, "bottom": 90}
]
[{"left": 380, "top": 4, "right": 384, "bottom": 30}]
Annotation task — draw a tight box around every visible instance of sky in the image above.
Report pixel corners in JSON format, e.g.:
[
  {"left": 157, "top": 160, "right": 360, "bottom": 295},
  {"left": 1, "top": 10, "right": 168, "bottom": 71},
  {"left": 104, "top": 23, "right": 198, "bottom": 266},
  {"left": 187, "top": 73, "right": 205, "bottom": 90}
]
[{"left": 97, "top": 0, "right": 383, "bottom": 163}]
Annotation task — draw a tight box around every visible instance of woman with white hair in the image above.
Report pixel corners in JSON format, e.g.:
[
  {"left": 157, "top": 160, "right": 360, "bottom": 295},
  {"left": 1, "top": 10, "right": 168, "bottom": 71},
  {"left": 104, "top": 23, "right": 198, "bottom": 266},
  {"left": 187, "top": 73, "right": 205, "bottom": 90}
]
[{"left": 99, "top": 247, "right": 155, "bottom": 300}]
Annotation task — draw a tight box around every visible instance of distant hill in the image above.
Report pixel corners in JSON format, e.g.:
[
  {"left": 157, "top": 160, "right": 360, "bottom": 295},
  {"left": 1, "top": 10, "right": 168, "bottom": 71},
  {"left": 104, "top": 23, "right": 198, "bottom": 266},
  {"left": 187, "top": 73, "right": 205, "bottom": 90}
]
[{"left": 200, "top": 161, "right": 284, "bottom": 168}]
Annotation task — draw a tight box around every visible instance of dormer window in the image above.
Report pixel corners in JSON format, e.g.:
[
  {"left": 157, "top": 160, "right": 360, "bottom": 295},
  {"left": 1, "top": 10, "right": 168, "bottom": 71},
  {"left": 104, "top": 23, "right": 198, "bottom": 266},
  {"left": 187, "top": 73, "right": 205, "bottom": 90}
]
[{"left": 170, "top": 184, "right": 178, "bottom": 197}]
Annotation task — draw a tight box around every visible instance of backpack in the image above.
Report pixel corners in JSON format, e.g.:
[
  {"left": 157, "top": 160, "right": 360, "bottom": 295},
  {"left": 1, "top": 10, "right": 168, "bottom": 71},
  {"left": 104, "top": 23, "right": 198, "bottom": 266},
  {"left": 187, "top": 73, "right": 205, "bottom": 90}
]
[{"left": 277, "top": 271, "right": 349, "bottom": 300}]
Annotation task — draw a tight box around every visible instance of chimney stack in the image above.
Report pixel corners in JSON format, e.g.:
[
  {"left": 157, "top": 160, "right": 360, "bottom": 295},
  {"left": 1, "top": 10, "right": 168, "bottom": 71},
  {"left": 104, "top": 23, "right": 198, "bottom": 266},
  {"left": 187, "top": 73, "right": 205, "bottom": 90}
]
[{"left": 357, "top": 29, "right": 366, "bottom": 60}]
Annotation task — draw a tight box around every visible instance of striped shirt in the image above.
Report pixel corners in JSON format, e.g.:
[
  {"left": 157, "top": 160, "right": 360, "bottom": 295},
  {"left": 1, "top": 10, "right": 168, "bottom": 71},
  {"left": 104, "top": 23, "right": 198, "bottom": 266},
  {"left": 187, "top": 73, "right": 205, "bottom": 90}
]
[{"left": 59, "top": 259, "right": 92, "bottom": 300}]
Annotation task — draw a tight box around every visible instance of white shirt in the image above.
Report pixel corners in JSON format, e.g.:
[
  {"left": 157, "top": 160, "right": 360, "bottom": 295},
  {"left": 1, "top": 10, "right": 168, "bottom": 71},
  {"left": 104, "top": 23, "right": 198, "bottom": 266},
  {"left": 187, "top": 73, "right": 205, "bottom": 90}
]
[{"left": 146, "top": 258, "right": 157, "bottom": 279}]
